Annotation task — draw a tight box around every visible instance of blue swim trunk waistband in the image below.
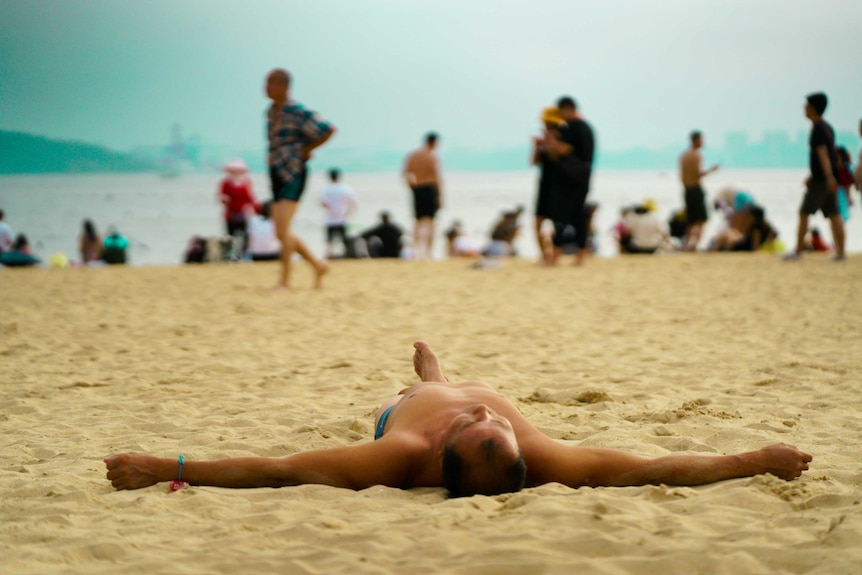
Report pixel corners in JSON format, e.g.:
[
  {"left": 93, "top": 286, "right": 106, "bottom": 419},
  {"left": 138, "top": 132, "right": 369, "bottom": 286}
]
[{"left": 374, "top": 405, "right": 395, "bottom": 440}]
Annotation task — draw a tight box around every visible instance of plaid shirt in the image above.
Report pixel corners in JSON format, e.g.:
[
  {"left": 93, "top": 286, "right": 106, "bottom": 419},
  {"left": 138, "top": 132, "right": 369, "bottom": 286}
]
[{"left": 267, "top": 100, "right": 332, "bottom": 183}]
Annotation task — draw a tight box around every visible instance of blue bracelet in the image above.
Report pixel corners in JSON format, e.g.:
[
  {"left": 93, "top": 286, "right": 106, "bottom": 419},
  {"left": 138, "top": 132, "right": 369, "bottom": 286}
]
[{"left": 177, "top": 454, "right": 185, "bottom": 482}]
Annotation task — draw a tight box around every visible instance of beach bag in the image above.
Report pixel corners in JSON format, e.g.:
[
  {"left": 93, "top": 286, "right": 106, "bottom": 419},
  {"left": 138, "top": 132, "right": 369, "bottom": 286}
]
[{"left": 838, "top": 188, "right": 850, "bottom": 222}]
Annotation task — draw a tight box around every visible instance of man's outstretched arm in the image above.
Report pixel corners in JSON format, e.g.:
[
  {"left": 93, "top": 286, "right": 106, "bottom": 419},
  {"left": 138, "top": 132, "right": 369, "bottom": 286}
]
[
  {"left": 526, "top": 440, "right": 812, "bottom": 488},
  {"left": 104, "top": 437, "right": 420, "bottom": 491},
  {"left": 598, "top": 443, "right": 812, "bottom": 487}
]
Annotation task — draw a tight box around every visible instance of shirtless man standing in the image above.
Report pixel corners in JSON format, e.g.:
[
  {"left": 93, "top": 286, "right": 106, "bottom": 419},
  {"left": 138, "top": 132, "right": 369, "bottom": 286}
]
[
  {"left": 105, "top": 342, "right": 812, "bottom": 497},
  {"left": 403, "top": 133, "right": 443, "bottom": 259},
  {"left": 680, "top": 131, "right": 719, "bottom": 251}
]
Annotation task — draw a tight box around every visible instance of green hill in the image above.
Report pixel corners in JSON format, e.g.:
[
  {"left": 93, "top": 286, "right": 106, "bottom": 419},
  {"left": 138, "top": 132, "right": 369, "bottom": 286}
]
[{"left": 0, "top": 131, "right": 156, "bottom": 174}]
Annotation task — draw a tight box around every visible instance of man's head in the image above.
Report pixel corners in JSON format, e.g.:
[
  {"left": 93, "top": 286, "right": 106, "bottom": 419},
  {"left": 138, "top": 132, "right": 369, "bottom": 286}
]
[
  {"left": 441, "top": 404, "right": 526, "bottom": 497},
  {"left": 690, "top": 131, "right": 703, "bottom": 149},
  {"left": 425, "top": 132, "right": 439, "bottom": 149},
  {"left": 805, "top": 92, "right": 828, "bottom": 120},
  {"left": 0, "top": 209, "right": 4, "bottom": 221},
  {"left": 266, "top": 69, "right": 291, "bottom": 102},
  {"left": 329, "top": 168, "right": 340, "bottom": 182},
  {"left": 380, "top": 211, "right": 391, "bottom": 224},
  {"left": 557, "top": 96, "right": 577, "bottom": 121}
]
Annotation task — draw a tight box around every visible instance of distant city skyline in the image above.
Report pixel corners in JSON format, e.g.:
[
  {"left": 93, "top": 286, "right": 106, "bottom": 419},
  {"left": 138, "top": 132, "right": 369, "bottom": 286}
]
[
  {"left": 1, "top": 0, "right": 861, "bottom": 161},
  {"left": 4, "top": 124, "right": 859, "bottom": 175}
]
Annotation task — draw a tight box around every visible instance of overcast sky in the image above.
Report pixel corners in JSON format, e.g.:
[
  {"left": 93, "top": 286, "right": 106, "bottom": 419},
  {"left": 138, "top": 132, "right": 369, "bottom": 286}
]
[{"left": 2, "top": 0, "right": 860, "bottom": 155}]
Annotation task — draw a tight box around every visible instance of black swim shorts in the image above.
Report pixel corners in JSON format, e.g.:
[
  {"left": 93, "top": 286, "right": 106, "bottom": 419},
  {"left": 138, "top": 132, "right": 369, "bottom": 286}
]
[
  {"left": 411, "top": 184, "right": 438, "bottom": 219},
  {"left": 684, "top": 185, "right": 708, "bottom": 224}
]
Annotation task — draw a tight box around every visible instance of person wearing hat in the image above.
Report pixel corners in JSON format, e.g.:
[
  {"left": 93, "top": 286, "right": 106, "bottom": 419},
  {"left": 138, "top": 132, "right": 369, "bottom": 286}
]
[
  {"left": 218, "top": 157, "right": 259, "bottom": 255},
  {"left": 530, "top": 107, "right": 565, "bottom": 263},
  {"left": 622, "top": 199, "right": 669, "bottom": 254},
  {"left": 545, "top": 96, "right": 595, "bottom": 267},
  {"left": 785, "top": 92, "right": 845, "bottom": 261}
]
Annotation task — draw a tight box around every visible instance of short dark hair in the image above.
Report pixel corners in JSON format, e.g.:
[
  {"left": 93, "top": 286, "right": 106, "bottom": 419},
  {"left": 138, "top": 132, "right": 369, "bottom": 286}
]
[
  {"left": 690, "top": 131, "right": 702, "bottom": 143},
  {"left": 557, "top": 96, "right": 577, "bottom": 110},
  {"left": 806, "top": 92, "right": 828, "bottom": 116},
  {"left": 0, "top": 210, "right": 4, "bottom": 220},
  {"left": 442, "top": 441, "right": 527, "bottom": 498},
  {"left": 836, "top": 146, "right": 850, "bottom": 164},
  {"left": 269, "top": 68, "right": 291, "bottom": 86},
  {"left": 13, "top": 233, "right": 28, "bottom": 250},
  {"left": 329, "top": 169, "right": 340, "bottom": 182},
  {"left": 425, "top": 132, "right": 438, "bottom": 146}
]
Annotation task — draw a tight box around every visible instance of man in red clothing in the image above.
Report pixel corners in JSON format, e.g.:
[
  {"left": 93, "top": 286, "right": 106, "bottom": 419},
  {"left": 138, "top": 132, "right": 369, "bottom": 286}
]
[{"left": 218, "top": 158, "right": 260, "bottom": 253}]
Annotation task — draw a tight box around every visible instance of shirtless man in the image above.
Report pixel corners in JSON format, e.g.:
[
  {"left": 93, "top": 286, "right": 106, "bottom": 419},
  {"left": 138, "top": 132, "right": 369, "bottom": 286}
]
[
  {"left": 105, "top": 342, "right": 812, "bottom": 497},
  {"left": 680, "top": 131, "right": 719, "bottom": 251},
  {"left": 403, "top": 133, "right": 443, "bottom": 259}
]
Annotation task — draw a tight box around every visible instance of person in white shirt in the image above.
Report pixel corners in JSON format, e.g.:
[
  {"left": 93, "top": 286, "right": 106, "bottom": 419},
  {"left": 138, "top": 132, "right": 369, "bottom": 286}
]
[
  {"left": 0, "top": 210, "right": 14, "bottom": 252},
  {"left": 320, "top": 169, "right": 358, "bottom": 259},
  {"left": 247, "top": 201, "right": 281, "bottom": 261},
  {"left": 623, "top": 199, "right": 669, "bottom": 254}
]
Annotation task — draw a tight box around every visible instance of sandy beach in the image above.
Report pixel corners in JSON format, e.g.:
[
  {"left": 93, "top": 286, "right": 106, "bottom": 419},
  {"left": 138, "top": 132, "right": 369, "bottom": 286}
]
[{"left": 1, "top": 254, "right": 861, "bottom": 574}]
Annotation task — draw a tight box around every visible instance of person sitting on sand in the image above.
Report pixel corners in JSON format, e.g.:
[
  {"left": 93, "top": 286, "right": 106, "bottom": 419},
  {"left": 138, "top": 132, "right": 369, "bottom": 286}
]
[
  {"left": 710, "top": 205, "right": 777, "bottom": 252},
  {"left": 621, "top": 199, "right": 670, "bottom": 255},
  {"left": 804, "top": 228, "right": 830, "bottom": 252},
  {"left": 101, "top": 226, "right": 128, "bottom": 265},
  {"left": 105, "top": 342, "right": 813, "bottom": 497},
  {"left": 0, "top": 233, "right": 41, "bottom": 267},
  {"left": 484, "top": 206, "right": 524, "bottom": 257},
  {"left": 360, "top": 212, "right": 404, "bottom": 259},
  {"left": 444, "top": 221, "right": 481, "bottom": 258},
  {"left": 79, "top": 219, "right": 102, "bottom": 264}
]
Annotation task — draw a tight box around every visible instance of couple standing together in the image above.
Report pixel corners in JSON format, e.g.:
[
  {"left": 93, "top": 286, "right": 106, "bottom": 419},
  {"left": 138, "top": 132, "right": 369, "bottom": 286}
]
[{"left": 532, "top": 97, "right": 596, "bottom": 266}]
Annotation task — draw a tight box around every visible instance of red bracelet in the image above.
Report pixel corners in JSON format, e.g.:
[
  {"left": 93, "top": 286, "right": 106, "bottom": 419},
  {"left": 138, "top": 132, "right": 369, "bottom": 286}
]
[{"left": 170, "top": 454, "right": 188, "bottom": 491}]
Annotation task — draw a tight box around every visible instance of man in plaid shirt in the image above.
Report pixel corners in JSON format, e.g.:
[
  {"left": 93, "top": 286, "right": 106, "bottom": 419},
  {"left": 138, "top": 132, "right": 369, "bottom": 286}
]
[{"left": 265, "top": 68, "right": 336, "bottom": 289}]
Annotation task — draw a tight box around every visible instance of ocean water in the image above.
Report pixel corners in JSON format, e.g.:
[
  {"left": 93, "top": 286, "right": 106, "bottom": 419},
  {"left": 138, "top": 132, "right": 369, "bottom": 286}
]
[{"left": 1, "top": 169, "right": 859, "bottom": 266}]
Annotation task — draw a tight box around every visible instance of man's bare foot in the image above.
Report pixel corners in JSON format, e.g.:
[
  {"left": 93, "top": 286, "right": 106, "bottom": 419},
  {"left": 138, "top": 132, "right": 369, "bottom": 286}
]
[
  {"left": 413, "top": 341, "right": 447, "bottom": 382},
  {"left": 313, "top": 260, "right": 329, "bottom": 289}
]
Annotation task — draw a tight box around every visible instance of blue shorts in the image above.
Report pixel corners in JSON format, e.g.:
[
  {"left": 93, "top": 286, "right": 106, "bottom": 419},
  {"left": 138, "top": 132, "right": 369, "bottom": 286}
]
[
  {"left": 374, "top": 405, "right": 395, "bottom": 440},
  {"left": 270, "top": 166, "right": 307, "bottom": 202}
]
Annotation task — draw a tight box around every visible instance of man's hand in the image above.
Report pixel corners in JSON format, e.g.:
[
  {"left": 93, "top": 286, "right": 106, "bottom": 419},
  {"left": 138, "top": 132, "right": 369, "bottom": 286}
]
[
  {"left": 104, "top": 453, "right": 169, "bottom": 490},
  {"left": 754, "top": 443, "right": 812, "bottom": 480},
  {"left": 826, "top": 175, "right": 838, "bottom": 194}
]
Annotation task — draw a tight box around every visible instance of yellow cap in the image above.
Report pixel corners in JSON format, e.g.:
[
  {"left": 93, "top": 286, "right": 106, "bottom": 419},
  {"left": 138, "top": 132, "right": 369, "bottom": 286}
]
[{"left": 540, "top": 106, "right": 563, "bottom": 125}]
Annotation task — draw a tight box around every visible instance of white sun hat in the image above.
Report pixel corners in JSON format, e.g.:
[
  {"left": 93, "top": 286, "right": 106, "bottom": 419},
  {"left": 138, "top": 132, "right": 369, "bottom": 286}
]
[{"left": 223, "top": 157, "right": 249, "bottom": 173}]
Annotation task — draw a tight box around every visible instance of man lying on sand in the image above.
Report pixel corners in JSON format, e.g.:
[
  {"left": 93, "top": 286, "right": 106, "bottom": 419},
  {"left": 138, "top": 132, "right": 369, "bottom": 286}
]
[{"left": 105, "top": 342, "right": 812, "bottom": 497}]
